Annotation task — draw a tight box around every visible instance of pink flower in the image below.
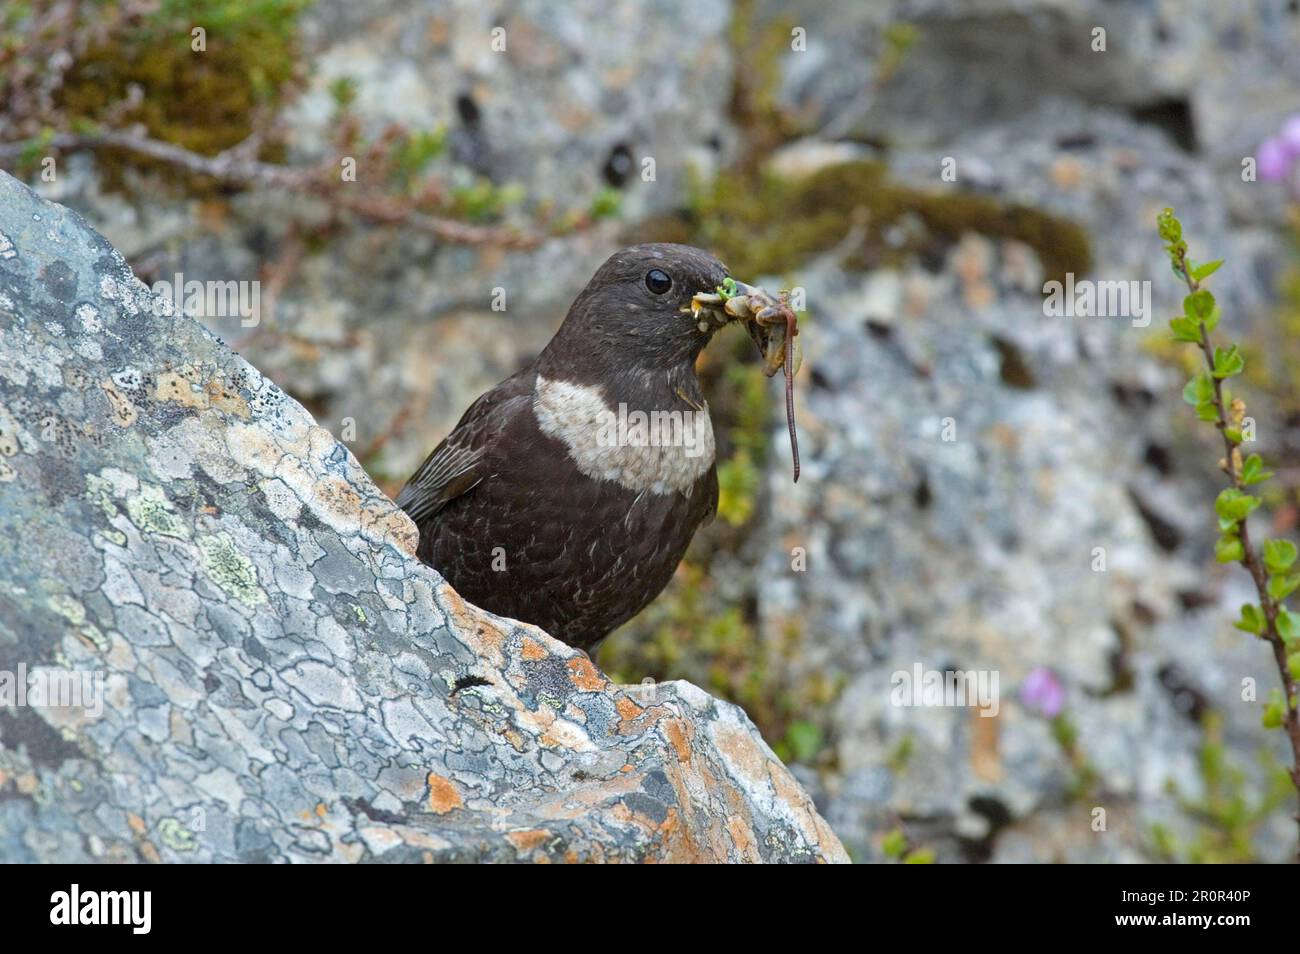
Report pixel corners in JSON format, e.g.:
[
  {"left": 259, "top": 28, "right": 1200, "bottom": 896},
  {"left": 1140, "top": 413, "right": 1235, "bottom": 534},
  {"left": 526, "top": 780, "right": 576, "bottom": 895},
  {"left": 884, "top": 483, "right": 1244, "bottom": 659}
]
[
  {"left": 1258, "top": 136, "right": 1293, "bottom": 182},
  {"left": 1020, "top": 666, "right": 1065, "bottom": 718},
  {"left": 1279, "top": 115, "right": 1300, "bottom": 153}
]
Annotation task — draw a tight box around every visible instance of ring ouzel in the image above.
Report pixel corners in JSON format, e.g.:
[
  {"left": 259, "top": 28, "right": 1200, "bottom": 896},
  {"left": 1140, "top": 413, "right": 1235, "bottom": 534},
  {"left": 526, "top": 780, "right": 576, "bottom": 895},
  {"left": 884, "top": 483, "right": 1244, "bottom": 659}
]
[{"left": 397, "top": 243, "right": 762, "bottom": 654}]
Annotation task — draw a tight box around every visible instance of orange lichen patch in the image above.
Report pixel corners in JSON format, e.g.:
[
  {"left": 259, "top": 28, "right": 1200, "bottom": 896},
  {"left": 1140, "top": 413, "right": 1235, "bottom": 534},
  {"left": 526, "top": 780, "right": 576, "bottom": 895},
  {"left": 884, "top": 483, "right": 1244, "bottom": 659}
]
[
  {"left": 726, "top": 812, "right": 758, "bottom": 857},
  {"left": 614, "top": 695, "right": 643, "bottom": 721},
  {"left": 155, "top": 370, "right": 209, "bottom": 408},
  {"left": 539, "top": 718, "right": 591, "bottom": 750},
  {"left": 567, "top": 656, "right": 605, "bottom": 692},
  {"left": 438, "top": 585, "right": 508, "bottom": 668},
  {"left": 520, "top": 636, "right": 548, "bottom": 661},
  {"left": 139, "top": 841, "right": 161, "bottom": 863},
  {"left": 712, "top": 722, "right": 770, "bottom": 788},
  {"left": 126, "top": 812, "right": 147, "bottom": 836},
  {"left": 504, "top": 828, "right": 550, "bottom": 853},
  {"left": 564, "top": 849, "right": 579, "bottom": 864},
  {"left": 313, "top": 476, "right": 365, "bottom": 519},
  {"left": 205, "top": 377, "right": 251, "bottom": 418},
  {"left": 655, "top": 754, "right": 738, "bottom": 863},
  {"left": 225, "top": 421, "right": 285, "bottom": 473},
  {"left": 426, "top": 772, "right": 464, "bottom": 814},
  {"left": 100, "top": 379, "right": 138, "bottom": 426},
  {"left": 314, "top": 802, "right": 328, "bottom": 818},
  {"left": 662, "top": 717, "right": 693, "bottom": 764},
  {"left": 361, "top": 503, "right": 419, "bottom": 556},
  {"left": 767, "top": 759, "right": 845, "bottom": 859}
]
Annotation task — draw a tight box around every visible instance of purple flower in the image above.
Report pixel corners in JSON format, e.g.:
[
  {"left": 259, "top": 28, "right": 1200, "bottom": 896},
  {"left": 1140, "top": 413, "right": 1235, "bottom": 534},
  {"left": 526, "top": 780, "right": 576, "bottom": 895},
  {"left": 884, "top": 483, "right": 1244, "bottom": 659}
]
[
  {"left": 1280, "top": 115, "right": 1300, "bottom": 153},
  {"left": 1258, "top": 136, "right": 1293, "bottom": 182},
  {"left": 1020, "top": 666, "right": 1066, "bottom": 718}
]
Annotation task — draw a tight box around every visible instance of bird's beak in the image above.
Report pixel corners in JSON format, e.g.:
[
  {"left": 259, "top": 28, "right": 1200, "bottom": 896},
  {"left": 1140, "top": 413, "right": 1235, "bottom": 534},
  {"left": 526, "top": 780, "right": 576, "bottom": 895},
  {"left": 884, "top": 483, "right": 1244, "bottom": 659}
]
[
  {"left": 689, "top": 278, "right": 760, "bottom": 328},
  {"left": 691, "top": 278, "right": 799, "bottom": 377}
]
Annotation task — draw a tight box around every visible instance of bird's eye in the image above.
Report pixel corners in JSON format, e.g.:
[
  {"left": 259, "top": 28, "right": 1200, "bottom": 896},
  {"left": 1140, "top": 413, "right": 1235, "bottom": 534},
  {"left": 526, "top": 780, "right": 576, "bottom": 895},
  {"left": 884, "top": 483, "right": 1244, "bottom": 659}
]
[{"left": 645, "top": 269, "right": 672, "bottom": 295}]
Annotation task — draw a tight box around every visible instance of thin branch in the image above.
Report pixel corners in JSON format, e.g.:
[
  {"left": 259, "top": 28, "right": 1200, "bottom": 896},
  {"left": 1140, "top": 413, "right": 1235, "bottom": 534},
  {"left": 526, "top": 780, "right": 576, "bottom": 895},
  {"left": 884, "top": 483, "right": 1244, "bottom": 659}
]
[
  {"left": 1173, "top": 243, "right": 1300, "bottom": 858},
  {"left": 0, "top": 130, "right": 543, "bottom": 249}
]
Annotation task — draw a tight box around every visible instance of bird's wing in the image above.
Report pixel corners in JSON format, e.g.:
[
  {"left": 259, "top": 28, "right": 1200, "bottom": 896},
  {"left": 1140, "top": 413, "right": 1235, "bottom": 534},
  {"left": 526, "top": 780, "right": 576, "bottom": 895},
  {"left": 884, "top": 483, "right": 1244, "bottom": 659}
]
[
  {"left": 395, "top": 369, "right": 534, "bottom": 523},
  {"left": 701, "top": 464, "right": 719, "bottom": 526}
]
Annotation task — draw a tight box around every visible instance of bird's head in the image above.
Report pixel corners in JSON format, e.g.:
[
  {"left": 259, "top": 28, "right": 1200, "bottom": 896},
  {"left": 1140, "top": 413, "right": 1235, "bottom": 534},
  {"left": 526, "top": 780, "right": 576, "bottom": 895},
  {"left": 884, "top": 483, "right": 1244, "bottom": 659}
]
[{"left": 545, "top": 243, "right": 755, "bottom": 375}]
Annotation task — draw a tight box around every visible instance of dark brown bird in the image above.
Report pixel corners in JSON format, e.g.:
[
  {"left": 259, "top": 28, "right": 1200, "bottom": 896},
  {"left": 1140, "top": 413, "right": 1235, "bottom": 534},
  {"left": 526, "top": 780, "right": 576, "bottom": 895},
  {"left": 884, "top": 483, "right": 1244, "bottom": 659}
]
[{"left": 396, "top": 244, "right": 755, "bottom": 653}]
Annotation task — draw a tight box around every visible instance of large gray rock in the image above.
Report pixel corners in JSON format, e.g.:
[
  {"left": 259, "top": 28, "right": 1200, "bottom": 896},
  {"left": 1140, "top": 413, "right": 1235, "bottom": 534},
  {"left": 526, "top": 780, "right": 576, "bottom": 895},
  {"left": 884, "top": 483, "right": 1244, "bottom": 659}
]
[{"left": 0, "top": 171, "right": 846, "bottom": 863}]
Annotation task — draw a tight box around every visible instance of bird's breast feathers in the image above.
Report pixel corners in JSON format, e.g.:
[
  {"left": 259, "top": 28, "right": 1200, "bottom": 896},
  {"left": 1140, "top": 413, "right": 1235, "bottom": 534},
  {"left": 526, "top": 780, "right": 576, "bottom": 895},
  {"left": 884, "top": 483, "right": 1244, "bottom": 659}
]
[{"left": 532, "top": 374, "right": 714, "bottom": 495}]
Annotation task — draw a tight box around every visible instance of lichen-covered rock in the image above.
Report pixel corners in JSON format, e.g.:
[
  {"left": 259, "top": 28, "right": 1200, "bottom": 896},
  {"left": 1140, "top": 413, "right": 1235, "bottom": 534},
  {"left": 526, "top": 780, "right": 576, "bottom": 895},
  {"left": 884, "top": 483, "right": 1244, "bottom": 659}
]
[{"left": 0, "top": 171, "right": 846, "bottom": 863}]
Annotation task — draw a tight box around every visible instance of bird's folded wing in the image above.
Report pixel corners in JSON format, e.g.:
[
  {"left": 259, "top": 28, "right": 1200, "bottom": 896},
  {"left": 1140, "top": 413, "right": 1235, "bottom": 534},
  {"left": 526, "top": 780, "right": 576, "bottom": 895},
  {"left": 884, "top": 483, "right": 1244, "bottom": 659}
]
[
  {"left": 702, "top": 465, "right": 719, "bottom": 526},
  {"left": 395, "top": 370, "right": 533, "bottom": 523}
]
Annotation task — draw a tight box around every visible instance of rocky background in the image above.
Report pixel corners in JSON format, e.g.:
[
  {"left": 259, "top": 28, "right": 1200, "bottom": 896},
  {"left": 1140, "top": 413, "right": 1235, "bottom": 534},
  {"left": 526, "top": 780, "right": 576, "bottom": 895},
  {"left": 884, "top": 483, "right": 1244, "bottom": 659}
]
[{"left": 4, "top": 0, "right": 1300, "bottom": 862}]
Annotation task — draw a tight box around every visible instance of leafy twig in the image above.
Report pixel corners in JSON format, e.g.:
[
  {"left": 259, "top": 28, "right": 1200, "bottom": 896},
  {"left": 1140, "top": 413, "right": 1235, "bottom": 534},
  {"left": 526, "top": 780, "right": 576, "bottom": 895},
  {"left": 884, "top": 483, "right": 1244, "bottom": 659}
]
[
  {"left": 0, "top": 129, "right": 543, "bottom": 249},
  {"left": 1158, "top": 207, "right": 1300, "bottom": 858}
]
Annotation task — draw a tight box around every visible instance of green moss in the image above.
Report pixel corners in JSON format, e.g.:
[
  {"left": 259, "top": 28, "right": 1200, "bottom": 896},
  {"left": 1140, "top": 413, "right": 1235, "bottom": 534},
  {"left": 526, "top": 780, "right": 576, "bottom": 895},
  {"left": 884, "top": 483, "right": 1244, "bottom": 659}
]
[
  {"left": 55, "top": 0, "right": 309, "bottom": 194},
  {"left": 727, "top": 1, "right": 802, "bottom": 160},
  {"left": 658, "top": 160, "right": 1091, "bottom": 285}
]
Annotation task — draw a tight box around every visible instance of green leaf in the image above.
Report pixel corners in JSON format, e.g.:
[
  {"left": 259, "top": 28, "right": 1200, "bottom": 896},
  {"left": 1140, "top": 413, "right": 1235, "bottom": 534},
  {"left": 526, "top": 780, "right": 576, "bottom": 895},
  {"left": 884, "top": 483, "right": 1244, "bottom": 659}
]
[
  {"left": 1278, "top": 609, "right": 1299, "bottom": 644},
  {"left": 1215, "top": 534, "right": 1245, "bottom": 563},
  {"left": 1191, "top": 259, "right": 1224, "bottom": 281},
  {"left": 1212, "top": 344, "right": 1244, "bottom": 379},
  {"left": 1214, "top": 489, "right": 1261, "bottom": 522},
  {"left": 1169, "top": 316, "right": 1201, "bottom": 342},
  {"left": 1241, "top": 454, "right": 1273, "bottom": 485},
  {"left": 1184, "top": 290, "right": 1216, "bottom": 321},
  {"left": 1157, "top": 208, "right": 1182, "bottom": 243},
  {"left": 1263, "top": 539, "right": 1298, "bottom": 574},
  {"left": 1203, "top": 306, "right": 1221, "bottom": 334},
  {"left": 1289, "top": 654, "right": 1300, "bottom": 681},
  {"left": 1224, "top": 427, "right": 1243, "bottom": 444},
  {"left": 1234, "top": 603, "right": 1265, "bottom": 635},
  {"left": 1182, "top": 373, "right": 1213, "bottom": 406},
  {"left": 1268, "top": 573, "right": 1300, "bottom": 602},
  {"left": 1262, "top": 690, "right": 1285, "bottom": 729},
  {"left": 1195, "top": 400, "right": 1219, "bottom": 422},
  {"left": 903, "top": 848, "right": 936, "bottom": 864}
]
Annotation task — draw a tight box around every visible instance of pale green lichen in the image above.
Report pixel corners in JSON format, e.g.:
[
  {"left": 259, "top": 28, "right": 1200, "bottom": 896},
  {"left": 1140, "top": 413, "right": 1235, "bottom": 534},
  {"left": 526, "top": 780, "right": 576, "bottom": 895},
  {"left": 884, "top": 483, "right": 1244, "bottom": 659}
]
[
  {"left": 126, "top": 488, "right": 188, "bottom": 539},
  {"left": 79, "top": 624, "right": 109, "bottom": 654},
  {"left": 197, "top": 533, "right": 266, "bottom": 607},
  {"left": 158, "top": 816, "right": 197, "bottom": 852},
  {"left": 49, "top": 593, "right": 86, "bottom": 626},
  {"left": 84, "top": 474, "right": 121, "bottom": 522}
]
